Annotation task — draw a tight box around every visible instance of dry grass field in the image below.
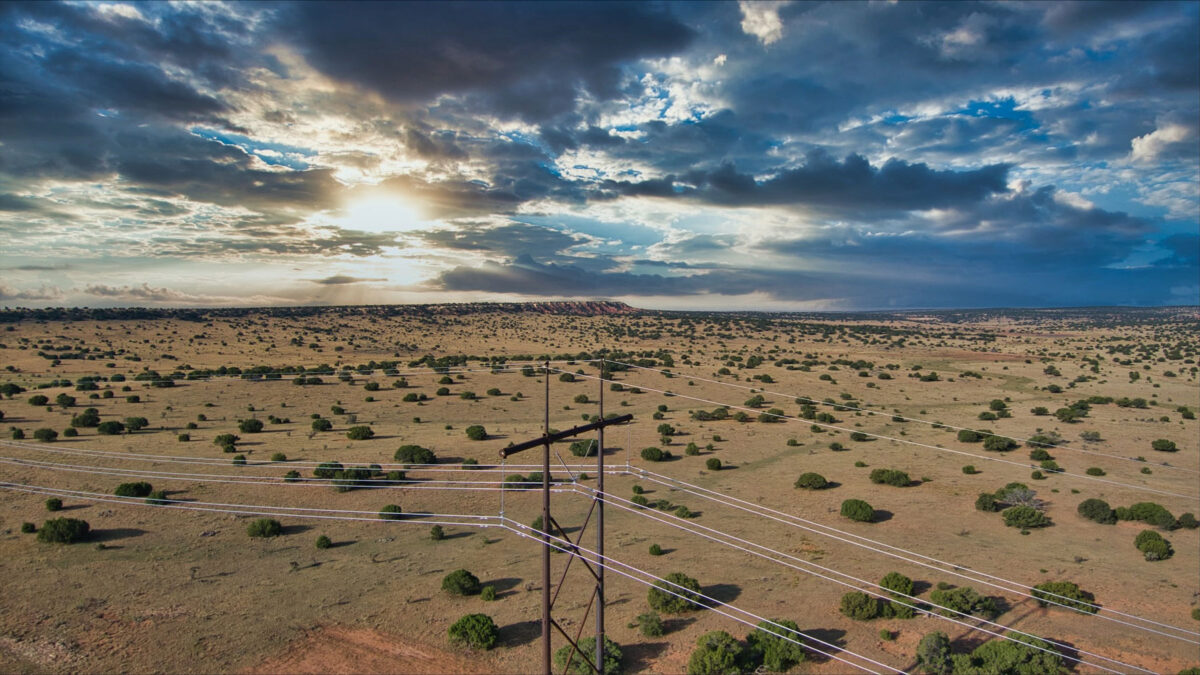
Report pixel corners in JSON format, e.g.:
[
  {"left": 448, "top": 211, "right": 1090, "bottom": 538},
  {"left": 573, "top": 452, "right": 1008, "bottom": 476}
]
[{"left": 0, "top": 304, "right": 1196, "bottom": 674}]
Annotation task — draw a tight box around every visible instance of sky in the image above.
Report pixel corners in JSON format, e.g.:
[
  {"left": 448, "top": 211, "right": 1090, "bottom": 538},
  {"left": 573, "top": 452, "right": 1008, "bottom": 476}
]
[{"left": 1, "top": 1, "right": 1197, "bottom": 311}]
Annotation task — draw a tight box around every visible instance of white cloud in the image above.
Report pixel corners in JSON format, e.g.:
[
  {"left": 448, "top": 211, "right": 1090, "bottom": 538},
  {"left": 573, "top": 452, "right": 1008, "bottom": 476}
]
[
  {"left": 1130, "top": 122, "right": 1196, "bottom": 162},
  {"left": 739, "top": 1, "right": 786, "bottom": 46}
]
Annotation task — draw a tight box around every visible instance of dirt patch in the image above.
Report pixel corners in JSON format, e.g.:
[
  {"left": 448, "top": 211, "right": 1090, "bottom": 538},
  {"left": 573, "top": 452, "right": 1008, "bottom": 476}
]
[{"left": 245, "top": 626, "right": 490, "bottom": 675}]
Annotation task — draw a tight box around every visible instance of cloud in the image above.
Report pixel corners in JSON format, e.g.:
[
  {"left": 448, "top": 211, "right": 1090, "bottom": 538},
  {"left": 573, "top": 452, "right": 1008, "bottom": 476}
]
[
  {"left": 79, "top": 283, "right": 288, "bottom": 306},
  {"left": 308, "top": 275, "right": 386, "bottom": 285},
  {"left": 0, "top": 285, "right": 65, "bottom": 302},
  {"left": 739, "top": 1, "right": 786, "bottom": 46},
  {"left": 280, "top": 2, "right": 693, "bottom": 121},
  {"left": 1130, "top": 121, "right": 1198, "bottom": 162}
]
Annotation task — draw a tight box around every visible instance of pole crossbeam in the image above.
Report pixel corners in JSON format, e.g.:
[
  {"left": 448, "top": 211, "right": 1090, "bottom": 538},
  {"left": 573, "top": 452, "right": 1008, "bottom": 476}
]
[{"left": 498, "top": 414, "right": 632, "bottom": 458}]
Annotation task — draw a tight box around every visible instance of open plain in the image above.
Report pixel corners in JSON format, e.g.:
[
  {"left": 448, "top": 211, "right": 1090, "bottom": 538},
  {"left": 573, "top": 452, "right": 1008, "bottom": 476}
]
[{"left": 0, "top": 303, "right": 1197, "bottom": 674}]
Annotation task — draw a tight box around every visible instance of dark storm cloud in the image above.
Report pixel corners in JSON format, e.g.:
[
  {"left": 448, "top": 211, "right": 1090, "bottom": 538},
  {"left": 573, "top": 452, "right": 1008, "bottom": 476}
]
[
  {"left": 282, "top": 1, "right": 693, "bottom": 121},
  {"left": 604, "top": 152, "right": 1009, "bottom": 214},
  {"left": 149, "top": 228, "right": 398, "bottom": 259},
  {"left": 418, "top": 222, "right": 585, "bottom": 258}
]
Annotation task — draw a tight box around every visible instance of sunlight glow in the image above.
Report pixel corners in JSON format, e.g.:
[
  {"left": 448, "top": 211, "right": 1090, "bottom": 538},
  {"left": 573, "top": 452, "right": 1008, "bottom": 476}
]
[{"left": 340, "top": 192, "right": 424, "bottom": 233}]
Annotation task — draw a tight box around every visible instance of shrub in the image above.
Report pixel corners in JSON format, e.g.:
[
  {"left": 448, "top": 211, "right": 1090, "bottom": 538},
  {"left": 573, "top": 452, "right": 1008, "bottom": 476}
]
[
  {"left": 916, "top": 632, "right": 952, "bottom": 674},
  {"left": 63, "top": 428, "right": 78, "bottom": 437},
  {"left": 869, "top": 468, "right": 911, "bottom": 487},
  {"left": 647, "top": 572, "right": 703, "bottom": 613},
  {"left": 379, "top": 504, "right": 404, "bottom": 520},
  {"left": 232, "top": 454, "right": 246, "bottom": 466},
  {"left": 569, "top": 439, "right": 597, "bottom": 457},
  {"left": 33, "top": 428, "right": 58, "bottom": 442},
  {"left": 963, "top": 633, "right": 1064, "bottom": 674},
  {"left": 982, "top": 435, "right": 1018, "bottom": 452},
  {"left": 794, "top": 473, "right": 828, "bottom": 490},
  {"left": 674, "top": 505, "right": 693, "bottom": 518},
  {"left": 840, "top": 591, "right": 881, "bottom": 620},
  {"left": 346, "top": 425, "right": 375, "bottom": 440},
  {"left": 1085, "top": 467, "right": 1105, "bottom": 476},
  {"left": 442, "top": 569, "right": 482, "bottom": 596},
  {"left": 96, "top": 420, "right": 125, "bottom": 435},
  {"left": 45, "top": 497, "right": 63, "bottom": 511},
  {"left": 28, "top": 394, "right": 49, "bottom": 406},
  {"left": 238, "top": 418, "right": 264, "bottom": 433},
  {"left": 705, "top": 458, "right": 722, "bottom": 471},
  {"left": 1002, "top": 505, "right": 1051, "bottom": 529},
  {"left": 145, "top": 490, "right": 168, "bottom": 505},
  {"left": 36, "top": 517, "right": 89, "bottom": 543},
  {"left": 962, "top": 465, "right": 978, "bottom": 474},
  {"left": 1151, "top": 439, "right": 1177, "bottom": 452},
  {"left": 929, "top": 585, "right": 998, "bottom": 619},
  {"left": 311, "top": 418, "right": 333, "bottom": 432},
  {"left": 114, "top": 482, "right": 153, "bottom": 497},
  {"left": 555, "top": 636, "right": 621, "bottom": 675},
  {"left": 840, "top": 499, "right": 873, "bottom": 522},
  {"left": 448, "top": 613, "right": 498, "bottom": 650},
  {"left": 1077, "top": 498, "right": 1115, "bottom": 524},
  {"left": 649, "top": 543, "right": 664, "bottom": 556},
  {"left": 638, "top": 611, "right": 665, "bottom": 637},
  {"left": 247, "top": 519, "right": 283, "bottom": 537},
  {"left": 744, "top": 619, "right": 806, "bottom": 673},
  {"left": 849, "top": 432, "right": 870, "bottom": 442},
  {"left": 1134, "top": 530, "right": 1173, "bottom": 561},
  {"left": 213, "top": 433, "right": 239, "bottom": 448},
  {"left": 177, "top": 433, "right": 190, "bottom": 442},
  {"left": 1029, "top": 448, "right": 1053, "bottom": 462},
  {"left": 21, "top": 522, "right": 36, "bottom": 534},
  {"left": 395, "top": 444, "right": 436, "bottom": 465},
  {"left": 687, "top": 631, "right": 742, "bottom": 675},
  {"left": 284, "top": 470, "right": 300, "bottom": 482},
  {"left": 70, "top": 408, "right": 101, "bottom": 427},
  {"left": 956, "top": 429, "right": 981, "bottom": 443},
  {"left": 641, "top": 446, "right": 670, "bottom": 462},
  {"left": 685, "top": 442, "right": 700, "bottom": 455},
  {"left": 1031, "top": 581, "right": 1098, "bottom": 613},
  {"left": 1178, "top": 513, "right": 1199, "bottom": 529},
  {"left": 11, "top": 428, "right": 24, "bottom": 439},
  {"left": 1128, "top": 502, "right": 1177, "bottom": 529}
]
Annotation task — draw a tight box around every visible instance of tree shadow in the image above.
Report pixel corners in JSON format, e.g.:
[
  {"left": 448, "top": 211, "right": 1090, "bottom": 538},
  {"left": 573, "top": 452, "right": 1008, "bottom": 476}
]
[
  {"left": 663, "top": 616, "right": 696, "bottom": 633},
  {"left": 703, "top": 583, "right": 742, "bottom": 605},
  {"left": 912, "top": 580, "right": 932, "bottom": 595},
  {"left": 56, "top": 504, "right": 90, "bottom": 512},
  {"left": 439, "top": 531, "right": 474, "bottom": 541},
  {"left": 821, "top": 481, "right": 842, "bottom": 490},
  {"left": 500, "top": 620, "right": 541, "bottom": 648},
  {"left": 623, "top": 641, "right": 669, "bottom": 670},
  {"left": 90, "top": 527, "right": 147, "bottom": 542},
  {"left": 652, "top": 548, "right": 676, "bottom": 556},
  {"left": 327, "top": 540, "right": 355, "bottom": 549},
  {"left": 872, "top": 510, "right": 894, "bottom": 523},
  {"left": 282, "top": 524, "right": 313, "bottom": 535},
  {"left": 800, "top": 628, "right": 846, "bottom": 662},
  {"left": 483, "top": 577, "right": 523, "bottom": 593}
]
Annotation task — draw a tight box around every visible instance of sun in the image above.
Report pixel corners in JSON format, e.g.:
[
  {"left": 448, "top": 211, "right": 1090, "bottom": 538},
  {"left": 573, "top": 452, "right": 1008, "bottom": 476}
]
[{"left": 339, "top": 192, "right": 424, "bottom": 233}]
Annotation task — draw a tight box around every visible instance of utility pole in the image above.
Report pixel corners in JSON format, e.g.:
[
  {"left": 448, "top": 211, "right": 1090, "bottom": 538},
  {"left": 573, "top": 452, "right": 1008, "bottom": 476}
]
[{"left": 498, "top": 360, "right": 631, "bottom": 675}]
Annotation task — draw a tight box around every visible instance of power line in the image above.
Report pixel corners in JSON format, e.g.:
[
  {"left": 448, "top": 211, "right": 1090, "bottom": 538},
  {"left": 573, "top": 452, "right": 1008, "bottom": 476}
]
[{"left": 632, "top": 467, "right": 1200, "bottom": 642}]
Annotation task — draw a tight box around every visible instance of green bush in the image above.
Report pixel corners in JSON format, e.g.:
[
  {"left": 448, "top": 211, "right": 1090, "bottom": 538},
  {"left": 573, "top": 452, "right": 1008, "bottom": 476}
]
[
  {"left": 114, "top": 481, "right": 153, "bottom": 498},
  {"left": 555, "top": 636, "right": 622, "bottom": 675},
  {"left": 45, "top": 497, "right": 63, "bottom": 512},
  {"left": 1127, "top": 502, "right": 1177, "bottom": 529},
  {"left": 430, "top": 525, "right": 445, "bottom": 541},
  {"left": 315, "top": 535, "right": 332, "bottom": 549},
  {"left": 705, "top": 458, "right": 722, "bottom": 471},
  {"left": 21, "top": 522, "right": 36, "bottom": 534},
  {"left": 480, "top": 585, "right": 496, "bottom": 601},
  {"left": 395, "top": 444, "right": 436, "bottom": 465},
  {"left": 1029, "top": 448, "right": 1053, "bottom": 461},
  {"left": 1134, "top": 530, "right": 1173, "bottom": 561},
  {"left": 1085, "top": 467, "right": 1105, "bottom": 476},
  {"left": 840, "top": 591, "right": 881, "bottom": 620},
  {"left": 640, "top": 446, "right": 670, "bottom": 462},
  {"left": 145, "top": 490, "right": 168, "bottom": 505},
  {"left": 638, "top": 611, "right": 664, "bottom": 637},
  {"left": 1151, "top": 439, "right": 1177, "bottom": 452},
  {"left": 956, "top": 429, "right": 981, "bottom": 443},
  {"left": 982, "top": 435, "right": 1018, "bottom": 452},
  {"left": 238, "top": 418, "right": 264, "bottom": 433},
  {"left": 97, "top": 420, "right": 125, "bottom": 435},
  {"left": 33, "top": 428, "right": 58, "bottom": 442},
  {"left": 311, "top": 418, "right": 333, "bottom": 431},
  {"left": 1002, "top": 505, "right": 1051, "bottom": 529},
  {"left": 957, "top": 633, "right": 1063, "bottom": 674},
  {"left": 1031, "top": 581, "right": 1098, "bottom": 613},
  {"left": 1178, "top": 513, "right": 1199, "bottom": 529},
  {"left": 379, "top": 504, "right": 404, "bottom": 520},
  {"left": 213, "top": 433, "right": 239, "bottom": 448},
  {"left": 447, "top": 613, "right": 498, "bottom": 650},
  {"left": 840, "top": 499, "right": 873, "bottom": 522},
  {"left": 794, "top": 472, "right": 828, "bottom": 490},
  {"left": 36, "top": 517, "right": 89, "bottom": 543},
  {"left": 569, "top": 439, "right": 597, "bottom": 457},
  {"left": 313, "top": 461, "right": 343, "bottom": 479},
  {"left": 442, "top": 568, "right": 482, "bottom": 596},
  {"left": 247, "top": 519, "right": 283, "bottom": 538},
  {"left": 649, "top": 543, "right": 663, "bottom": 556},
  {"left": 465, "top": 425, "right": 487, "bottom": 440},
  {"left": 744, "top": 619, "right": 805, "bottom": 673},
  {"left": 1077, "top": 498, "right": 1116, "bottom": 524},
  {"left": 647, "top": 572, "right": 703, "bottom": 613},
  {"left": 232, "top": 454, "right": 247, "bottom": 465},
  {"left": 869, "top": 468, "right": 911, "bottom": 487},
  {"left": 929, "top": 586, "right": 998, "bottom": 620},
  {"left": 687, "top": 631, "right": 742, "bottom": 675},
  {"left": 346, "top": 425, "right": 374, "bottom": 440},
  {"left": 916, "top": 632, "right": 952, "bottom": 674},
  {"left": 962, "top": 465, "right": 978, "bottom": 474}
]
